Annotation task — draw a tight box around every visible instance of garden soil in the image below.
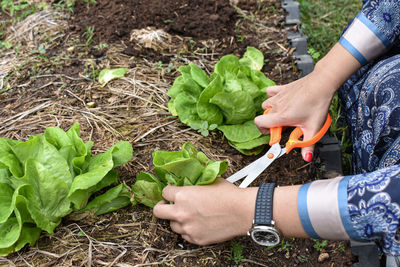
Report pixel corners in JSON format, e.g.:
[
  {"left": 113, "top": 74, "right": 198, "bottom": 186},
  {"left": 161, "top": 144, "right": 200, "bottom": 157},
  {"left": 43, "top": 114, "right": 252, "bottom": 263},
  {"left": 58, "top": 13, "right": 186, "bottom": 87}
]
[{"left": 1, "top": 0, "right": 356, "bottom": 266}]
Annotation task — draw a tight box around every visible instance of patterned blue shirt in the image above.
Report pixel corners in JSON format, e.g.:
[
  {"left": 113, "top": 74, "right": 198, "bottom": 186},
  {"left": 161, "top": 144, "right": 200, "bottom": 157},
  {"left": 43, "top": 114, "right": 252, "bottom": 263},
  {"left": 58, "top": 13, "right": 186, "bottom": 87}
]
[{"left": 298, "top": 0, "right": 400, "bottom": 259}]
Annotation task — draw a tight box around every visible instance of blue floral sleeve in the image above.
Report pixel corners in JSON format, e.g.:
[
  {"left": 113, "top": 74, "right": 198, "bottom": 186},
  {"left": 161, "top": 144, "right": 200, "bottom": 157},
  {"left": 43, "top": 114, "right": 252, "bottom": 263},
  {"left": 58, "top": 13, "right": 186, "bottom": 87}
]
[
  {"left": 347, "top": 165, "right": 400, "bottom": 255},
  {"left": 297, "top": 166, "right": 400, "bottom": 255},
  {"left": 339, "top": 0, "right": 400, "bottom": 65}
]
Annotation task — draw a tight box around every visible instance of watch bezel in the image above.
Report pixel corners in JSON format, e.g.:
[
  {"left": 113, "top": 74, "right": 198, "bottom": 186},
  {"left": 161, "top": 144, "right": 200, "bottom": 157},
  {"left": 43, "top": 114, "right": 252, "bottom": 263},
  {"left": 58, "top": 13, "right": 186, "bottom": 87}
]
[{"left": 249, "top": 224, "right": 280, "bottom": 246}]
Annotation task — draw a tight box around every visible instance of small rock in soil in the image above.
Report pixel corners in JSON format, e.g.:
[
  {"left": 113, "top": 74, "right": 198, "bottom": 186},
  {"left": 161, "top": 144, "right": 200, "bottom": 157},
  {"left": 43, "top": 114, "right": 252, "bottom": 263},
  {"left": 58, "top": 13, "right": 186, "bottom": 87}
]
[{"left": 318, "top": 252, "right": 330, "bottom": 262}]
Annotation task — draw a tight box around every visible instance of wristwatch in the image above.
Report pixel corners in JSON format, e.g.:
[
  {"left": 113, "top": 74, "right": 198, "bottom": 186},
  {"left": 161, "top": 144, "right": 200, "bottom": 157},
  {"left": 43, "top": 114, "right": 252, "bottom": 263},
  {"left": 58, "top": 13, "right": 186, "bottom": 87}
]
[{"left": 248, "top": 183, "right": 281, "bottom": 246}]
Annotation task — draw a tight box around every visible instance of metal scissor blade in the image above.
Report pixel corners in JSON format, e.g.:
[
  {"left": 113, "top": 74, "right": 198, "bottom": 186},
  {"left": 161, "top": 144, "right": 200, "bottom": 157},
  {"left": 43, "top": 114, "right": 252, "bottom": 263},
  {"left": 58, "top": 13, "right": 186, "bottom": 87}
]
[
  {"left": 238, "top": 144, "right": 285, "bottom": 188},
  {"left": 226, "top": 154, "right": 269, "bottom": 183},
  {"left": 238, "top": 153, "right": 272, "bottom": 188},
  {"left": 226, "top": 144, "right": 282, "bottom": 187}
]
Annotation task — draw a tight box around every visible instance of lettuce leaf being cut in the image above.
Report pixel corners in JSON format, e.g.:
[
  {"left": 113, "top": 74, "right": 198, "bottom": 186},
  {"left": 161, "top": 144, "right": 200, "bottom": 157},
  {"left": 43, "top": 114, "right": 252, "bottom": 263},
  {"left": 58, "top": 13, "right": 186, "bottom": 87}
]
[
  {"left": 132, "top": 142, "right": 228, "bottom": 208},
  {"left": 167, "top": 46, "right": 275, "bottom": 155},
  {"left": 0, "top": 123, "right": 133, "bottom": 256}
]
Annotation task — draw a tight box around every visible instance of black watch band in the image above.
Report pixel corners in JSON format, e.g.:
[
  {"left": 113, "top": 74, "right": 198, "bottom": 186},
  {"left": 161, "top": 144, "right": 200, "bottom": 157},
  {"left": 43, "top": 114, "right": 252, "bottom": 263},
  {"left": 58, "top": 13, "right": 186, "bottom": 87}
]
[{"left": 254, "top": 183, "right": 276, "bottom": 226}]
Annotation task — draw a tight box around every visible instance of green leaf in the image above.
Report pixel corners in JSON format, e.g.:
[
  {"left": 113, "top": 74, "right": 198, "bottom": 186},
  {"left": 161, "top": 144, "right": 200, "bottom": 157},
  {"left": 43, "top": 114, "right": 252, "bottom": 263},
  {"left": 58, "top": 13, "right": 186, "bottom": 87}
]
[
  {"left": 174, "top": 92, "right": 202, "bottom": 127},
  {"left": 98, "top": 68, "right": 127, "bottom": 85},
  {"left": 200, "top": 130, "right": 209, "bottom": 136},
  {"left": 209, "top": 124, "right": 218, "bottom": 131},
  {"left": 196, "top": 161, "right": 228, "bottom": 185},
  {"left": 233, "top": 144, "right": 266, "bottom": 156},
  {"left": 153, "top": 155, "right": 204, "bottom": 184},
  {"left": 180, "top": 73, "right": 203, "bottom": 98},
  {"left": 223, "top": 73, "right": 242, "bottom": 93},
  {"left": 197, "top": 74, "right": 224, "bottom": 125},
  {"left": 218, "top": 120, "right": 262, "bottom": 143},
  {"left": 0, "top": 217, "right": 21, "bottom": 249},
  {"left": 196, "top": 152, "right": 209, "bottom": 165},
  {"left": 13, "top": 225, "right": 42, "bottom": 251},
  {"left": 210, "top": 91, "right": 256, "bottom": 125},
  {"left": 230, "top": 135, "right": 270, "bottom": 150},
  {"left": 189, "top": 63, "right": 210, "bottom": 88},
  {"left": 0, "top": 183, "right": 15, "bottom": 223},
  {"left": 214, "top": 55, "right": 239, "bottom": 78},
  {"left": 167, "top": 76, "right": 186, "bottom": 97},
  {"left": 132, "top": 173, "right": 164, "bottom": 208},
  {"left": 0, "top": 138, "right": 23, "bottom": 178},
  {"left": 68, "top": 149, "right": 114, "bottom": 210},
  {"left": 20, "top": 159, "right": 71, "bottom": 234},
  {"left": 110, "top": 141, "right": 133, "bottom": 167},
  {"left": 239, "top": 46, "right": 264, "bottom": 71},
  {"left": 81, "top": 184, "right": 131, "bottom": 215},
  {"left": 132, "top": 143, "right": 228, "bottom": 208},
  {"left": 250, "top": 69, "right": 276, "bottom": 89}
]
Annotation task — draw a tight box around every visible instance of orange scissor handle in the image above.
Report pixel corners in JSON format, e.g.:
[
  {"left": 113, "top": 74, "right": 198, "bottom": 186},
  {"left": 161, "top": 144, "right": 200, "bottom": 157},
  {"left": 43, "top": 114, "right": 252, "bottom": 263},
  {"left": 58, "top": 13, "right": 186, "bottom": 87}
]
[
  {"left": 285, "top": 114, "right": 331, "bottom": 153},
  {"left": 263, "top": 108, "right": 331, "bottom": 153},
  {"left": 263, "top": 108, "right": 282, "bottom": 146}
]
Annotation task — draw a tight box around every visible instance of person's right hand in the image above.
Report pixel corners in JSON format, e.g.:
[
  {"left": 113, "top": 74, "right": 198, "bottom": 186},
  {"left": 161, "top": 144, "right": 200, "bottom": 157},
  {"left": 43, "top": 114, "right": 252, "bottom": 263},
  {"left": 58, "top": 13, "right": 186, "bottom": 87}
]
[
  {"left": 254, "top": 43, "right": 361, "bottom": 162},
  {"left": 254, "top": 69, "right": 336, "bottom": 162}
]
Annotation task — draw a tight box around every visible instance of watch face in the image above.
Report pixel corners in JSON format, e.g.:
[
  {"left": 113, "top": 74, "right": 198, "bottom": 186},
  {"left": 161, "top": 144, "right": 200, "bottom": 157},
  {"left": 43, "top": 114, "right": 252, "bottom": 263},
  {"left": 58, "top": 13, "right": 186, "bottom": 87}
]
[{"left": 250, "top": 226, "right": 280, "bottom": 246}]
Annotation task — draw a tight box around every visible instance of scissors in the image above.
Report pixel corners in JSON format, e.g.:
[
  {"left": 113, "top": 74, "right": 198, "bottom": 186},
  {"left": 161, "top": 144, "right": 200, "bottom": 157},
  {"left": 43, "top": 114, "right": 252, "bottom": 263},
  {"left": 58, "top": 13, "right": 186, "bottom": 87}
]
[{"left": 226, "top": 108, "right": 331, "bottom": 188}]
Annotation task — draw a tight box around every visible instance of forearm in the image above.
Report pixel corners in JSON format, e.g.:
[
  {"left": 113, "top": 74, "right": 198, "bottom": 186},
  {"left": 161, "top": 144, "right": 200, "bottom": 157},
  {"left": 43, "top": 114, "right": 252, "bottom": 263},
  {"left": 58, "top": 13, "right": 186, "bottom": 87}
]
[
  {"left": 273, "top": 176, "right": 354, "bottom": 241},
  {"left": 273, "top": 185, "right": 309, "bottom": 238},
  {"left": 313, "top": 43, "right": 361, "bottom": 92}
]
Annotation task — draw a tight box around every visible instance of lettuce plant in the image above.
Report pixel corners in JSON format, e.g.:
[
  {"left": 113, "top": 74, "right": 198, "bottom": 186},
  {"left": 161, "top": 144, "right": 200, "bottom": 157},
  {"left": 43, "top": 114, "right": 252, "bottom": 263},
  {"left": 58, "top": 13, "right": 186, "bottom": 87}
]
[
  {"left": 168, "top": 47, "right": 275, "bottom": 155},
  {"left": 0, "top": 123, "right": 133, "bottom": 255},
  {"left": 131, "top": 142, "right": 228, "bottom": 208}
]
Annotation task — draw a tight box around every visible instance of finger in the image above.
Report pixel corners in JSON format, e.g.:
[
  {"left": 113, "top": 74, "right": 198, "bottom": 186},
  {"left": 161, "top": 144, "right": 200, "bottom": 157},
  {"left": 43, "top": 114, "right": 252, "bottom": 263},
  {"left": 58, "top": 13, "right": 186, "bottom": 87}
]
[
  {"left": 266, "top": 85, "right": 280, "bottom": 97},
  {"left": 153, "top": 201, "right": 177, "bottom": 220},
  {"left": 181, "top": 234, "right": 195, "bottom": 244},
  {"left": 162, "top": 184, "right": 180, "bottom": 202},
  {"left": 299, "top": 128, "right": 317, "bottom": 162},
  {"left": 301, "top": 144, "right": 315, "bottom": 162},
  {"left": 254, "top": 113, "right": 283, "bottom": 131},
  {"left": 261, "top": 98, "right": 274, "bottom": 110},
  {"left": 170, "top": 221, "right": 185, "bottom": 234}
]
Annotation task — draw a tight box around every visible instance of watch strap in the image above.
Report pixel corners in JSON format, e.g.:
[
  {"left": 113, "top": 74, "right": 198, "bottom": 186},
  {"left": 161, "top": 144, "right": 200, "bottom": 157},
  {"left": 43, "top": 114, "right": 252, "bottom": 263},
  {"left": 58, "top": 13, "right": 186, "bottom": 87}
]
[{"left": 254, "top": 183, "right": 276, "bottom": 225}]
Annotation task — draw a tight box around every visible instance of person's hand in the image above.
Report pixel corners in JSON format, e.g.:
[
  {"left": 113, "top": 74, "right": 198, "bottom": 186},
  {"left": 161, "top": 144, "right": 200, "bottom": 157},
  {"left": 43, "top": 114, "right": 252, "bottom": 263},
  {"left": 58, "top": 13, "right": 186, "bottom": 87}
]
[
  {"left": 254, "top": 43, "right": 361, "bottom": 162},
  {"left": 153, "top": 178, "right": 258, "bottom": 245},
  {"left": 254, "top": 69, "right": 336, "bottom": 162}
]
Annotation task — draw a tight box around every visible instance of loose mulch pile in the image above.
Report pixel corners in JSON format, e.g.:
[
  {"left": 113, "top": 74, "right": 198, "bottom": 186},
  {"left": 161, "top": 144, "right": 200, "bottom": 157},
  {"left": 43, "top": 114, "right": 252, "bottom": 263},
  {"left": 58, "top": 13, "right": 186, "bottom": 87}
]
[{"left": 0, "top": 0, "right": 355, "bottom": 266}]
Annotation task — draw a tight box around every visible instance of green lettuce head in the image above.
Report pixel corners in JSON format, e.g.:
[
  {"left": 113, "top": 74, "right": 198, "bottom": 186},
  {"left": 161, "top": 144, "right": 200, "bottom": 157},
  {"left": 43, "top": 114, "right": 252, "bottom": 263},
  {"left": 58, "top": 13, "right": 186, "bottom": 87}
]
[{"left": 167, "top": 47, "right": 275, "bottom": 155}]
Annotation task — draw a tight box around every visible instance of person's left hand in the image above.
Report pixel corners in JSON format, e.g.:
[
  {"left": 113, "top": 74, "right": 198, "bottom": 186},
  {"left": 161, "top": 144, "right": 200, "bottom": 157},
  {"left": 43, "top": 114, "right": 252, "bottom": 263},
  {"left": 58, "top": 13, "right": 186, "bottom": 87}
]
[{"left": 153, "top": 178, "right": 258, "bottom": 245}]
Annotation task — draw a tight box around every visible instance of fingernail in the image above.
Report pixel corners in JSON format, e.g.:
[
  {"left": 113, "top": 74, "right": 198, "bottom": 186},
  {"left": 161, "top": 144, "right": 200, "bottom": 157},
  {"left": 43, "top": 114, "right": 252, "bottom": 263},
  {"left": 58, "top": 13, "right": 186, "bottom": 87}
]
[{"left": 305, "top": 152, "right": 313, "bottom": 162}]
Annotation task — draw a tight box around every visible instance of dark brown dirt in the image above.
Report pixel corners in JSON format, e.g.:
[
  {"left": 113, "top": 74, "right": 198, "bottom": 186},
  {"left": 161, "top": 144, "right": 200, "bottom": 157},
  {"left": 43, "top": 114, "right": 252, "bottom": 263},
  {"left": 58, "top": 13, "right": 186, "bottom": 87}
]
[{"left": 70, "top": 0, "right": 237, "bottom": 43}]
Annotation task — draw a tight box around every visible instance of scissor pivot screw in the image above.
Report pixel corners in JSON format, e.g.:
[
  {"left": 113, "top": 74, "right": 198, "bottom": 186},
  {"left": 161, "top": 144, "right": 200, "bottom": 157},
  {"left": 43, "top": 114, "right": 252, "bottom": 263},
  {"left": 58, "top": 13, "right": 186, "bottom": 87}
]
[{"left": 267, "top": 153, "right": 274, "bottom": 159}]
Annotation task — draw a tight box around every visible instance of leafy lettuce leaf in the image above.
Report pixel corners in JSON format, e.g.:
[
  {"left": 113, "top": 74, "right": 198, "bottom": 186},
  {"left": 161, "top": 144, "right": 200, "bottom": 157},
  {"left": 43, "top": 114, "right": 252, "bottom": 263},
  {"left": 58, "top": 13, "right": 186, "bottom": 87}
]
[{"left": 0, "top": 122, "right": 133, "bottom": 255}]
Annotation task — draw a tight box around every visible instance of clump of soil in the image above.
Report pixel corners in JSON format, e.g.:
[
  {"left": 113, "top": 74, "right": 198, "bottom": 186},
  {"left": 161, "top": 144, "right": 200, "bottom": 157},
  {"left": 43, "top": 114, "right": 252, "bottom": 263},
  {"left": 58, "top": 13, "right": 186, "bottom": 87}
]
[{"left": 70, "top": 0, "right": 238, "bottom": 44}]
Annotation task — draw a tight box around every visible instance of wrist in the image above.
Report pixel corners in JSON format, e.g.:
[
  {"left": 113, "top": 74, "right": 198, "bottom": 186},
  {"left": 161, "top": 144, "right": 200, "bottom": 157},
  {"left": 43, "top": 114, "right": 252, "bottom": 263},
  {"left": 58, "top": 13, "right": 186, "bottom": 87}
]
[
  {"left": 313, "top": 43, "right": 361, "bottom": 90},
  {"left": 233, "top": 187, "right": 258, "bottom": 236}
]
